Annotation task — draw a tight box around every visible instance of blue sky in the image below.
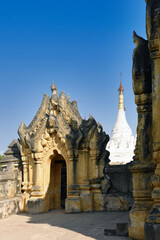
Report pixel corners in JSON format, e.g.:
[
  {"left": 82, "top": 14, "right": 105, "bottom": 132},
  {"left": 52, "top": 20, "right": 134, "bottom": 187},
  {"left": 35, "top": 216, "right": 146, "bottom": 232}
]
[{"left": 0, "top": 1, "right": 146, "bottom": 153}]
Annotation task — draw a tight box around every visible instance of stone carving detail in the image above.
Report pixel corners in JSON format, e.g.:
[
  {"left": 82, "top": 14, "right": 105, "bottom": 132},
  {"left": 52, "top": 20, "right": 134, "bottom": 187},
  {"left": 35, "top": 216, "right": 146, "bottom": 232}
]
[
  {"left": 132, "top": 31, "right": 152, "bottom": 96},
  {"left": 18, "top": 94, "right": 50, "bottom": 153}
]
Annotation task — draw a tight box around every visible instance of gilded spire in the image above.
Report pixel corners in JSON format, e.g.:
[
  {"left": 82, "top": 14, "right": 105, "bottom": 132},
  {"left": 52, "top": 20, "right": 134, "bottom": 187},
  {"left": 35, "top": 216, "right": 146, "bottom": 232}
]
[{"left": 118, "top": 73, "right": 124, "bottom": 109}]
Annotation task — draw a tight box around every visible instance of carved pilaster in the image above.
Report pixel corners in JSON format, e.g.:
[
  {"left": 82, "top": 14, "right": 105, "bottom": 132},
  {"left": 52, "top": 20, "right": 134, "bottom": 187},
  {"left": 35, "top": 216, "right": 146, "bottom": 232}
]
[
  {"left": 21, "top": 155, "right": 29, "bottom": 192},
  {"left": 65, "top": 149, "right": 81, "bottom": 213},
  {"left": 77, "top": 149, "right": 89, "bottom": 184},
  {"left": 28, "top": 153, "right": 33, "bottom": 191},
  {"left": 31, "top": 153, "right": 43, "bottom": 197},
  {"left": 67, "top": 149, "right": 78, "bottom": 187},
  {"left": 90, "top": 149, "right": 99, "bottom": 179}
]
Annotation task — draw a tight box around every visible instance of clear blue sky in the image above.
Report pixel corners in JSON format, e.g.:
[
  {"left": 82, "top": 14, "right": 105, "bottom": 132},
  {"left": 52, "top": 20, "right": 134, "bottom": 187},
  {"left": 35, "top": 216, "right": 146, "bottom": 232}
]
[{"left": 0, "top": 0, "right": 146, "bottom": 153}]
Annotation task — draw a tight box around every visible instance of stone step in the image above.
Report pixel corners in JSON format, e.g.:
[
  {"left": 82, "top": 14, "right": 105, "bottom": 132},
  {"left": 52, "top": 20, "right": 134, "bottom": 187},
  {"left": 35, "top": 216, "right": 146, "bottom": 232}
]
[{"left": 104, "top": 223, "right": 128, "bottom": 237}]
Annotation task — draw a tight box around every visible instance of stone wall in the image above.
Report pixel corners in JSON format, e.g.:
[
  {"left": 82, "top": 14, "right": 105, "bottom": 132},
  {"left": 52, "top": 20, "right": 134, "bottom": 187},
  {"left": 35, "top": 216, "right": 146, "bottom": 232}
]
[
  {"left": 103, "top": 163, "right": 133, "bottom": 211},
  {"left": 0, "top": 197, "right": 22, "bottom": 219},
  {"left": 0, "top": 139, "right": 23, "bottom": 218},
  {"left": 0, "top": 170, "right": 20, "bottom": 199}
]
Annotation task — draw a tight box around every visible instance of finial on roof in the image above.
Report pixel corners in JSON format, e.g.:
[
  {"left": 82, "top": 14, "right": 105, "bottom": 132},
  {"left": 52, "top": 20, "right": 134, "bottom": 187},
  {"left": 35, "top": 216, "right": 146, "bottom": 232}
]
[
  {"left": 118, "top": 72, "right": 124, "bottom": 92},
  {"left": 51, "top": 82, "right": 58, "bottom": 105},
  {"left": 51, "top": 82, "right": 57, "bottom": 93}
]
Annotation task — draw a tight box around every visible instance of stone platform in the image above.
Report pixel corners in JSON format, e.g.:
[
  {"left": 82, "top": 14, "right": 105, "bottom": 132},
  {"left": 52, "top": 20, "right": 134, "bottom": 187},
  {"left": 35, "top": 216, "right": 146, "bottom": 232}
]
[{"left": 0, "top": 197, "right": 22, "bottom": 219}]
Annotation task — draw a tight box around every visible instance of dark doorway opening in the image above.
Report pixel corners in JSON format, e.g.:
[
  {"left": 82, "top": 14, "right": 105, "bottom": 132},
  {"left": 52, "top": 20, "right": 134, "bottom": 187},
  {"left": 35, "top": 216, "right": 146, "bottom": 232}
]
[
  {"left": 48, "top": 154, "right": 67, "bottom": 210},
  {"left": 61, "top": 161, "right": 67, "bottom": 208}
]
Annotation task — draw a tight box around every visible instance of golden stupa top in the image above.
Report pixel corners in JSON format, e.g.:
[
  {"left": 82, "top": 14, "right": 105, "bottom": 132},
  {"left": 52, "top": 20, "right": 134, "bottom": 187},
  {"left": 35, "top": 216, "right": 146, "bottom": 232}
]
[{"left": 118, "top": 73, "right": 124, "bottom": 109}]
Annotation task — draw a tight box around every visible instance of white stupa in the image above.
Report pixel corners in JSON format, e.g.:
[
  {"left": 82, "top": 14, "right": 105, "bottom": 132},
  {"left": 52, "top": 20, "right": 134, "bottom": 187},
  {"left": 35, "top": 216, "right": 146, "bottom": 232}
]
[{"left": 106, "top": 75, "right": 135, "bottom": 165}]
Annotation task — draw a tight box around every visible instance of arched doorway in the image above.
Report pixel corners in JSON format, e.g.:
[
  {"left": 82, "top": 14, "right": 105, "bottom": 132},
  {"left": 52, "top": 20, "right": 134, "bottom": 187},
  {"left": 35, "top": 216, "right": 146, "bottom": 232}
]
[{"left": 48, "top": 153, "right": 67, "bottom": 210}]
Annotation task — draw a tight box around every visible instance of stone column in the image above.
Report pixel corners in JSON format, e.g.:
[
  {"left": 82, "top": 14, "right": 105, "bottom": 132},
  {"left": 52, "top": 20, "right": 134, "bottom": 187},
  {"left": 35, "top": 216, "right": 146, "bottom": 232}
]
[
  {"left": 129, "top": 93, "right": 154, "bottom": 240},
  {"left": 65, "top": 149, "right": 81, "bottom": 213},
  {"left": 25, "top": 152, "right": 44, "bottom": 213},
  {"left": 145, "top": 38, "right": 160, "bottom": 237},
  {"left": 128, "top": 30, "right": 155, "bottom": 239}
]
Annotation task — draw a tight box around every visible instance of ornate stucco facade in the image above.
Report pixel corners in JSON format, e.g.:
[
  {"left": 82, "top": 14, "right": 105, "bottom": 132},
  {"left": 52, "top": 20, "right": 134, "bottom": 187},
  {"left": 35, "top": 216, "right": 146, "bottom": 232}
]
[
  {"left": 17, "top": 82, "right": 110, "bottom": 213},
  {"left": 106, "top": 80, "right": 135, "bottom": 165}
]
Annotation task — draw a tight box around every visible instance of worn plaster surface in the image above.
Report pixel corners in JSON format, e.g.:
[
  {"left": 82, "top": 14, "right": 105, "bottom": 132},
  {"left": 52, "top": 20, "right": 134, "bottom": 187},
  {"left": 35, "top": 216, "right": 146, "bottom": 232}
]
[{"left": 0, "top": 210, "right": 129, "bottom": 240}]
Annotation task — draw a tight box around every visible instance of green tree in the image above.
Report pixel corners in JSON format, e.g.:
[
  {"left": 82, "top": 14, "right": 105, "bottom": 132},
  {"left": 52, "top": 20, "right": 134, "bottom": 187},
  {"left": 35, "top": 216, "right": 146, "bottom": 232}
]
[{"left": 0, "top": 154, "right": 4, "bottom": 160}]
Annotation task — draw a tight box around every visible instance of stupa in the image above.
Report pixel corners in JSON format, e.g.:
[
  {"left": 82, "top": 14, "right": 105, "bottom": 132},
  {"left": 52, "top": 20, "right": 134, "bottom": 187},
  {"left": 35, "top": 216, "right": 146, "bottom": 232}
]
[{"left": 106, "top": 74, "right": 135, "bottom": 165}]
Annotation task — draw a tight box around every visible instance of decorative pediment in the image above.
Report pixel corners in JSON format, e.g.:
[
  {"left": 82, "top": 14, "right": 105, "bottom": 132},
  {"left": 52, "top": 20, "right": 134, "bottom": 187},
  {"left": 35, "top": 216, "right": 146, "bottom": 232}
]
[
  {"left": 18, "top": 83, "right": 83, "bottom": 153},
  {"left": 18, "top": 82, "right": 109, "bottom": 166},
  {"left": 18, "top": 94, "right": 50, "bottom": 152}
]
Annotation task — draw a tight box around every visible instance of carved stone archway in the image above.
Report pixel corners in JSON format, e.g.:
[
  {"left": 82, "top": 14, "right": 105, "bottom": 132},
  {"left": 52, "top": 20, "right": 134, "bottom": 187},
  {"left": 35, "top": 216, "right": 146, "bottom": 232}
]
[{"left": 18, "top": 83, "right": 110, "bottom": 213}]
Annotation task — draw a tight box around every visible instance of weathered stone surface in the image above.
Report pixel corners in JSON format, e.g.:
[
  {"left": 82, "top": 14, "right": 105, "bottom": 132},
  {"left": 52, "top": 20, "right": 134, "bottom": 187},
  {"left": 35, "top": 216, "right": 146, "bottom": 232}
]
[
  {"left": 0, "top": 139, "right": 22, "bottom": 209},
  {"left": 0, "top": 180, "right": 15, "bottom": 199},
  {"left": 0, "top": 197, "right": 22, "bottom": 219},
  {"left": 0, "top": 170, "right": 21, "bottom": 199},
  {"left": 0, "top": 139, "right": 22, "bottom": 171},
  {"left": 104, "top": 164, "right": 133, "bottom": 194},
  {"left": 102, "top": 164, "right": 133, "bottom": 212},
  {"left": 145, "top": 1, "right": 160, "bottom": 234},
  {"left": 101, "top": 177, "right": 111, "bottom": 194},
  {"left": 26, "top": 198, "right": 45, "bottom": 214},
  {"left": 132, "top": 31, "right": 151, "bottom": 96},
  {"left": 145, "top": 222, "right": 160, "bottom": 240},
  {"left": 104, "top": 195, "right": 131, "bottom": 211},
  {"left": 80, "top": 192, "right": 93, "bottom": 212},
  {"left": 65, "top": 198, "right": 81, "bottom": 213}
]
